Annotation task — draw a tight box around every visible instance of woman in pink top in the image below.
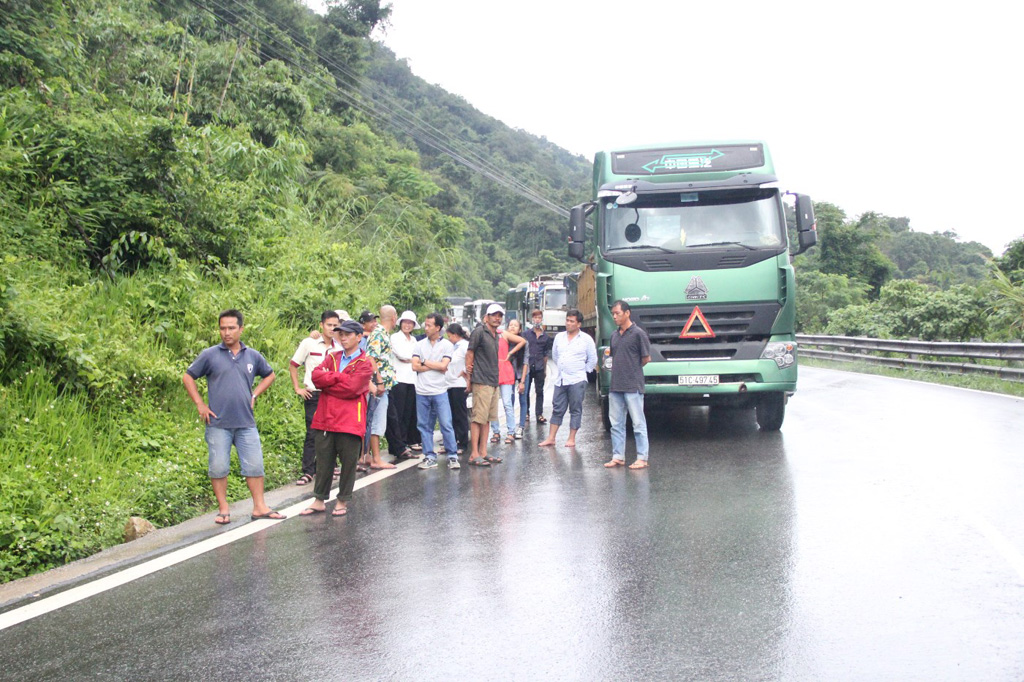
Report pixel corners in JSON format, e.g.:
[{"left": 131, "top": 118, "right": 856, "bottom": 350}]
[{"left": 490, "top": 319, "right": 527, "bottom": 445}]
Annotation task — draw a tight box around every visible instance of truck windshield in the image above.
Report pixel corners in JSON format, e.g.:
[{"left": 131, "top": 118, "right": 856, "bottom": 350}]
[
  {"left": 601, "top": 188, "right": 783, "bottom": 253},
  {"left": 544, "top": 288, "right": 567, "bottom": 309}
]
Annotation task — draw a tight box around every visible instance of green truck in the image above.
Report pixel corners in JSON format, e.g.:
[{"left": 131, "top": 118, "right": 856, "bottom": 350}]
[{"left": 567, "top": 141, "right": 817, "bottom": 430}]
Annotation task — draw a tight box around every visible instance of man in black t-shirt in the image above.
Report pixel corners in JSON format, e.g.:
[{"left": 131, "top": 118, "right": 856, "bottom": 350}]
[
  {"left": 465, "top": 303, "right": 504, "bottom": 466},
  {"left": 604, "top": 300, "right": 652, "bottom": 470}
]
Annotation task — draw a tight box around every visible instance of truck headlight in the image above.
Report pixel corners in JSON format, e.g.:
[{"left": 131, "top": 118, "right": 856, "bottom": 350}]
[
  {"left": 602, "top": 348, "right": 613, "bottom": 371},
  {"left": 761, "top": 342, "right": 796, "bottom": 369}
]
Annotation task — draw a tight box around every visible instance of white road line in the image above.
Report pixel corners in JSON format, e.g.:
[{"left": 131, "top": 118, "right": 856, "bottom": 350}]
[
  {"left": 963, "top": 509, "right": 1024, "bottom": 583},
  {"left": 0, "top": 458, "right": 421, "bottom": 631}
]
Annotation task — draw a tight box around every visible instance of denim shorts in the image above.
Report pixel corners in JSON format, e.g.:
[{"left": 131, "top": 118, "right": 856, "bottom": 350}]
[
  {"left": 204, "top": 426, "right": 265, "bottom": 478},
  {"left": 370, "top": 391, "right": 389, "bottom": 437}
]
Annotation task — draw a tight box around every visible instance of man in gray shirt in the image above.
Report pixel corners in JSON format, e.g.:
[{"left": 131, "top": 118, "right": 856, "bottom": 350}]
[
  {"left": 183, "top": 309, "right": 285, "bottom": 524},
  {"left": 604, "top": 300, "right": 652, "bottom": 470}
]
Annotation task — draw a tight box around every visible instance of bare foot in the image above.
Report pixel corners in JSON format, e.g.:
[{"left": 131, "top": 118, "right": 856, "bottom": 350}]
[
  {"left": 370, "top": 461, "right": 396, "bottom": 469},
  {"left": 564, "top": 440, "right": 576, "bottom": 448},
  {"left": 538, "top": 440, "right": 555, "bottom": 447},
  {"left": 604, "top": 459, "right": 625, "bottom": 468},
  {"left": 628, "top": 460, "right": 649, "bottom": 470}
]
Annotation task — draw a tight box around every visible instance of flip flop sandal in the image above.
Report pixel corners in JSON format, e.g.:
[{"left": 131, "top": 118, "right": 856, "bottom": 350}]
[
  {"left": 468, "top": 457, "right": 491, "bottom": 467},
  {"left": 251, "top": 511, "right": 286, "bottom": 521},
  {"left": 504, "top": 436, "right": 515, "bottom": 444},
  {"left": 484, "top": 455, "right": 503, "bottom": 464},
  {"left": 214, "top": 513, "right": 231, "bottom": 525},
  {"left": 356, "top": 463, "right": 369, "bottom": 473},
  {"left": 295, "top": 473, "right": 314, "bottom": 485},
  {"left": 490, "top": 433, "right": 500, "bottom": 443},
  {"left": 332, "top": 505, "right": 348, "bottom": 516},
  {"left": 299, "top": 507, "right": 324, "bottom": 516},
  {"left": 537, "top": 416, "right": 547, "bottom": 423}
]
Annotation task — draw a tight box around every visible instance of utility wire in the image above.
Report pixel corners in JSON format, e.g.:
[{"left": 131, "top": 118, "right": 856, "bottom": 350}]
[{"left": 173, "top": 0, "right": 570, "bottom": 218}]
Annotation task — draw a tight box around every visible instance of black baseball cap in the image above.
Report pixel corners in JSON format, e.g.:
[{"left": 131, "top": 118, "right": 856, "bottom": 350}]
[
  {"left": 358, "top": 310, "right": 378, "bottom": 323},
  {"left": 336, "top": 320, "right": 363, "bottom": 335}
]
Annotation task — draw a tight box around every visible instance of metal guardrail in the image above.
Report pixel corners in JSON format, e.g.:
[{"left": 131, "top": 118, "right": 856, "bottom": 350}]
[{"left": 795, "top": 334, "right": 1024, "bottom": 382}]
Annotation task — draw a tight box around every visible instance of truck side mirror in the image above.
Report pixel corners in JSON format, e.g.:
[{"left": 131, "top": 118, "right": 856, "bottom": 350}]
[
  {"left": 798, "top": 229, "right": 817, "bottom": 252},
  {"left": 568, "top": 240, "right": 585, "bottom": 261},
  {"left": 793, "top": 194, "right": 817, "bottom": 254},
  {"left": 568, "top": 203, "right": 593, "bottom": 262},
  {"left": 795, "top": 195, "right": 816, "bottom": 233}
]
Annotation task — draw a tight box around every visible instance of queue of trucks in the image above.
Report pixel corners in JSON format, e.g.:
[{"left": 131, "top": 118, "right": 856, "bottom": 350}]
[{"left": 449, "top": 140, "right": 816, "bottom": 431}]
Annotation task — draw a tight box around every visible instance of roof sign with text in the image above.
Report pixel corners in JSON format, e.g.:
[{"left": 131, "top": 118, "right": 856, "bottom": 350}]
[{"left": 612, "top": 144, "right": 765, "bottom": 176}]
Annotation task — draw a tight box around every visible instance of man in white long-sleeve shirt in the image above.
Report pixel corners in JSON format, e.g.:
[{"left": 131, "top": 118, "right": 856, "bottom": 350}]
[{"left": 539, "top": 309, "right": 597, "bottom": 448}]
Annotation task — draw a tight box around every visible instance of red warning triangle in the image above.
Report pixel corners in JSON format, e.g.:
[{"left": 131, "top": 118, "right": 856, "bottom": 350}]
[{"left": 679, "top": 306, "right": 716, "bottom": 339}]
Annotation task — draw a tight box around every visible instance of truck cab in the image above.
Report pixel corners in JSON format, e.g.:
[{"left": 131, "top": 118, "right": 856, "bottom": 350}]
[{"left": 568, "top": 142, "right": 816, "bottom": 430}]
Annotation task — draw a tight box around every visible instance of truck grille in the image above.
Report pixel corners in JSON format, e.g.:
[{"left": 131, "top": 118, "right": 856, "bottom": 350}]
[{"left": 633, "top": 303, "right": 781, "bottom": 362}]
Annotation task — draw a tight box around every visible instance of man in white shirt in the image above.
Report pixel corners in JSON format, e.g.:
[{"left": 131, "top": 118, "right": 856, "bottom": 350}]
[
  {"left": 539, "top": 309, "right": 597, "bottom": 448},
  {"left": 288, "top": 310, "right": 339, "bottom": 485},
  {"left": 412, "top": 313, "right": 459, "bottom": 469}
]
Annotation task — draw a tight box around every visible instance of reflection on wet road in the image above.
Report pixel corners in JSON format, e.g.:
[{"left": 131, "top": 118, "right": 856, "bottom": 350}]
[{"left": 2, "top": 368, "right": 1023, "bottom": 680}]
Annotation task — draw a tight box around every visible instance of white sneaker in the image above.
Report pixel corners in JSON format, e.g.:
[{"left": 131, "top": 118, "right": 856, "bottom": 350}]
[
  {"left": 448, "top": 458, "right": 461, "bottom": 469},
  {"left": 514, "top": 427, "right": 523, "bottom": 439},
  {"left": 418, "top": 458, "right": 438, "bottom": 470}
]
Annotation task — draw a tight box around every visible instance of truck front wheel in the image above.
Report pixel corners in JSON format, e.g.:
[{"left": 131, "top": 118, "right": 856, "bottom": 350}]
[{"left": 756, "top": 393, "right": 786, "bottom": 431}]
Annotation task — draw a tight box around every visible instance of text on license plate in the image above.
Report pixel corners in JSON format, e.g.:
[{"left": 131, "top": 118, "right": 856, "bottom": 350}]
[{"left": 678, "top": 375, "right": 719, "bottom": 386}]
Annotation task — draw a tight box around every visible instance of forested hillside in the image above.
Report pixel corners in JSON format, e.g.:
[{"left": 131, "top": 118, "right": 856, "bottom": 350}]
[
  {"left": 366, "top": 45, "right": 590, "bottom": 295},
  {"left": 1, "top": 0, "right": 1022, "bottom": 583}
]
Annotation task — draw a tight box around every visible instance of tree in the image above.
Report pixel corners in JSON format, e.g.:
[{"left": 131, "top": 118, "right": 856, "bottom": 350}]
[
  {"left": 795, "top": 270, "right": 869, "bottom": 333},
  {"left": 817, "top": 216, "right": 896, "bottom": 297},
  {"left": 995, "top": 236, "right": 1024, "bottom": 283}
]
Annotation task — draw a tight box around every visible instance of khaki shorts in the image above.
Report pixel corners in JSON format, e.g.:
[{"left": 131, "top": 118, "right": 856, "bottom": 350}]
[{"left": 471, "top": 383, "right": 500, "bottom": 424}]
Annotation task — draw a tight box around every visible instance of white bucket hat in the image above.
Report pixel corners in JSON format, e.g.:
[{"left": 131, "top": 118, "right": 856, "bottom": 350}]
[
  {"left": 398, "top": 310, "right": 417, "bottom": 325},
  {"left": 335, "top": 309, "right": 352, "bottom": 321}
]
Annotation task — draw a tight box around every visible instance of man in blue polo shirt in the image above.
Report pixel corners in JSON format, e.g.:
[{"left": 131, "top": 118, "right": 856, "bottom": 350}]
[{"left": 183, "top": 309, "right": 285, "bottom": 525}]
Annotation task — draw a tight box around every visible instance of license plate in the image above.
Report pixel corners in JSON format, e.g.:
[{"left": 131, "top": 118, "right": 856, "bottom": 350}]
[{"left": 678, "top": 375, "right": 719, "bottom": 386}]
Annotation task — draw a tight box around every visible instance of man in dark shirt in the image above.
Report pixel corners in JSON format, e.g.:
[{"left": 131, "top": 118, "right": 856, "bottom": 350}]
[
  {"left": 183, "top": 309, "right": 285, "bottom": 524},
  {"left": 603, "top": 300, "right": 652, "bottom": 470},
  {"left": 465, "top": 303, "right": 504, "bottom": 466},
  {"left": 522, "top": 309, "right": 552, "bottom": 426}
]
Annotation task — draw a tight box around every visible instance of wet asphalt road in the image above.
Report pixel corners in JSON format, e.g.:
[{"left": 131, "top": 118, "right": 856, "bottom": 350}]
[{"left": 2, "top": 367, "right": 1023, "bottom": 680}]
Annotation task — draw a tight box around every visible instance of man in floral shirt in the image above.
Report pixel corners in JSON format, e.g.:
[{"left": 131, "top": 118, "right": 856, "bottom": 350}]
[{"left": 364, "top": 305, "right": 398, "bottom": 469}]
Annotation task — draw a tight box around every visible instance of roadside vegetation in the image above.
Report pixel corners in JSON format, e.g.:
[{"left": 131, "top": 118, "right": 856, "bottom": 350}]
[{"left": 793, "top": 204, "right": 1024, "bottom": 341}]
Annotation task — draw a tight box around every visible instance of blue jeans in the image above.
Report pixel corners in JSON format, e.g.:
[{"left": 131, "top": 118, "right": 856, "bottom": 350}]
[
  {"left": 490, "top": 383, "right": 517, "bottom": 435},
  {"left": 416, "top": 393, "right": 458, "bottom": 460},
  {"left": 550, "top": 381, "right": 587, "bottom": 430},
  {"left": 204, "top": 426, "right": 264, "bottom": 478},
  {"left": 609, "top": 391, "right": 649, "bottom": 461}
]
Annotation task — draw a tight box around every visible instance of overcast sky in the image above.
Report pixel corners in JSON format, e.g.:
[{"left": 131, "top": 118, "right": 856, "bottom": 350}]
[{"left": 306, "top": 0, "right": 1021, "bottom": 255}]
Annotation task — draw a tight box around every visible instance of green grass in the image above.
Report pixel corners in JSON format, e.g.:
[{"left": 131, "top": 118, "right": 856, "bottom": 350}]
[{"left": 803, "top": 357, "right": 1024, "bottom": 398}]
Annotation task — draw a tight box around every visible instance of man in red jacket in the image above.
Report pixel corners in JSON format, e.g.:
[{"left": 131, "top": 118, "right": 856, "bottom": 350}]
[{"left": 300, "top": 319, "right": 374, "bottom": 517}]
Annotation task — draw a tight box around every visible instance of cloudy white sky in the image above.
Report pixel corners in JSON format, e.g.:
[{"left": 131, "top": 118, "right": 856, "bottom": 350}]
[{"left": 307, "top": 0, "right": 1021, "bottom": 255}]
